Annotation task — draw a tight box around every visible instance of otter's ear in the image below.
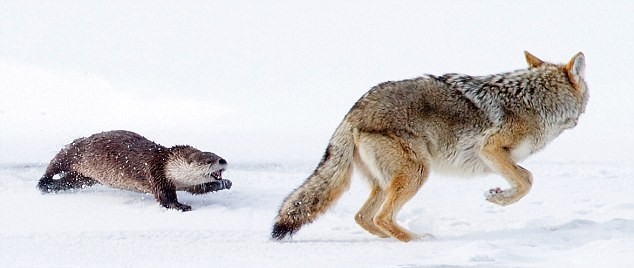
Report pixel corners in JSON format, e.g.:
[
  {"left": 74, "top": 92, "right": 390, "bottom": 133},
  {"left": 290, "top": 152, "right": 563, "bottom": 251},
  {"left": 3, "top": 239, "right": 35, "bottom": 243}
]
[
  {"left": 565, "top": 52, "right": 585, "bottom": 80},
  {"left": 524, "top": 51, "right": 544, "bottom": 68}
]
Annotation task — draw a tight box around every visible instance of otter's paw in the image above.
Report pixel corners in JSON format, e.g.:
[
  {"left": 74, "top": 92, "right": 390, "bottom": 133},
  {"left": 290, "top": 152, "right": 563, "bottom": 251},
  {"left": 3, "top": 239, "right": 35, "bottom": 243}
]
[
  {"left": 207, "top": 179, "right": 232, "bottom": 191},
  {"left": 165, "top": 202, "right": 192, "bottom": 212},
  {"left": 485, "top": 187, "right": 517, "bottom": 206},
  {"left": 218, "top": 179, "right": 232, "bottom": 190}
]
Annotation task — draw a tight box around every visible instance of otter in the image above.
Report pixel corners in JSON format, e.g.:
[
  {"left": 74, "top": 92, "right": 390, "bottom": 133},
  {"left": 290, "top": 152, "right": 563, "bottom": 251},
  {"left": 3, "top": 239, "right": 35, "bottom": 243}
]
[{"left": 37, "top": 130, "right": 231, "bottom": 211}]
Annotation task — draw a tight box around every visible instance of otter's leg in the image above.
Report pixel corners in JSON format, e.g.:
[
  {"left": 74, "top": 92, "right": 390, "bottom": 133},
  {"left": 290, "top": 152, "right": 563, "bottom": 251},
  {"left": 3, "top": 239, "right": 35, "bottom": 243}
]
[
  {"left": 150, "top": 175, "right": 191, "bottom": 211},
  {"left": 38, "top": 152, "right": 99, "bottom": 193},
  {"left": 38, "top": 171, "right": 99, "bottom": 193},
  {"left": 181, "top": 179, "right": 232, "bottom": 195},
  {"left": 155, "top": 187, "right": 192, "bottom": 211},
  {"left": 38, "top": 154, "right": 68, "bottom": 193}
]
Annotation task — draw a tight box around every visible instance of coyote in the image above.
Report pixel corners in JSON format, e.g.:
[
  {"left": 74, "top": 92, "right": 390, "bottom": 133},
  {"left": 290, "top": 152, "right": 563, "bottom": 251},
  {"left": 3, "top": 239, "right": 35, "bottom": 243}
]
[{"left": 272, "top": 52, "right": 588, "bottom": 242}]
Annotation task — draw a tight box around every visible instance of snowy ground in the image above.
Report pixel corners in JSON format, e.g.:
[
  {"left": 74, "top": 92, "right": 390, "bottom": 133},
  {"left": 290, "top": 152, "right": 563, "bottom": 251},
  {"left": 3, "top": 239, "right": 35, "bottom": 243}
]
[{"left": 1, "top": 159, "right": 632, "bottom": 267}]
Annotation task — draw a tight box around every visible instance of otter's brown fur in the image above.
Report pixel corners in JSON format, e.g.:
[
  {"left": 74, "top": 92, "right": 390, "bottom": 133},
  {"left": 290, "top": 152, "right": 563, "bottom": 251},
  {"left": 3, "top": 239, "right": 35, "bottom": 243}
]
[{"left": 37, "top": 130, "right": 231, "bottom": 211}]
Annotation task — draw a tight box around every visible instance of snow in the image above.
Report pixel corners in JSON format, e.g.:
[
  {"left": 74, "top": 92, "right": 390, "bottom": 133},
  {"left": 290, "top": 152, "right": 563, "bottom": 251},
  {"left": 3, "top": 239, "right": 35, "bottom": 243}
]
[
  {"left": 1, "top": 161, "right": 633, "bottom": 267},
  {"left": 1, "top": 1, "right": 634, "bottom": 267}
]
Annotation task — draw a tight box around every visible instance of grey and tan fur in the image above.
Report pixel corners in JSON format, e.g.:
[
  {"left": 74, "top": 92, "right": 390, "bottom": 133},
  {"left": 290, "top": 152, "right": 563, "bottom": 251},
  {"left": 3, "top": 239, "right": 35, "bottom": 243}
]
[
  {"left": 37, "top": 130, "right": 231, "bottom": 211},
  {"left": 272, "top": 51, "right": 588, "bottom": 242}
]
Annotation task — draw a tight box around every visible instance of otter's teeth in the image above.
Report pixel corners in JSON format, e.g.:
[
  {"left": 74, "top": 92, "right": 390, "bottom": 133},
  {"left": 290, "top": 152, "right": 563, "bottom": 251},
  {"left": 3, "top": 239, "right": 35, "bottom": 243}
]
[{"left": 211, "top": 171, "right": 222, "bottom": 180}]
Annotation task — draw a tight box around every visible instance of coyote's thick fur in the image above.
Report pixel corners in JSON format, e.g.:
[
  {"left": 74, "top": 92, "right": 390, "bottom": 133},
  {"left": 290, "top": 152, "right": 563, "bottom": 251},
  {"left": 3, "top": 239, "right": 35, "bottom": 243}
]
[{"left": 272, "top": 52, "right": 588, "bottom": 242}]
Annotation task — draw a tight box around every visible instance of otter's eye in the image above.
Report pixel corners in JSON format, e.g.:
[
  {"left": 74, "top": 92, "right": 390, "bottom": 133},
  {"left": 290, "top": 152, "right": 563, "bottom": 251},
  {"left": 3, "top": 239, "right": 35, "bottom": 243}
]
[{"left": 206, "top": 160, "right": 213, "bottom": 165}]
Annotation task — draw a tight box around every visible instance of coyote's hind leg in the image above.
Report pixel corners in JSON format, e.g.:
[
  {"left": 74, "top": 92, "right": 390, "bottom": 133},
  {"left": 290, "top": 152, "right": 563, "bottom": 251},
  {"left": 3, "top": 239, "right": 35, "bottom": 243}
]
[
  {"left": 355, "top": 182, "right": 390, "bottom": 238},
  {"left": 355, "top": 131, "right": 431, "bottom": 242}
]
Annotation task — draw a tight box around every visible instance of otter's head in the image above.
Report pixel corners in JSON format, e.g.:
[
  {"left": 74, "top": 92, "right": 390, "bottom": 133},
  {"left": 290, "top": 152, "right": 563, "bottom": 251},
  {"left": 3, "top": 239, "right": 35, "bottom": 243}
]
[{"left": 165, "top": 145, "right": 228, "bottom": 187}]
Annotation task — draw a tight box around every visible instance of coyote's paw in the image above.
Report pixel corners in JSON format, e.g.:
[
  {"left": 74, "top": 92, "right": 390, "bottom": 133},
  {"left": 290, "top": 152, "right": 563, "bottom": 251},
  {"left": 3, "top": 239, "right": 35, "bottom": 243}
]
[
  {"left": 389, "top": 231, "right": 434, "bottom": 242},
  {"left": 485, "top": 187, "right": 517, "bottom": 206},
  {"left": 412, "top": 233, "right": 435, "bottom": 241}
]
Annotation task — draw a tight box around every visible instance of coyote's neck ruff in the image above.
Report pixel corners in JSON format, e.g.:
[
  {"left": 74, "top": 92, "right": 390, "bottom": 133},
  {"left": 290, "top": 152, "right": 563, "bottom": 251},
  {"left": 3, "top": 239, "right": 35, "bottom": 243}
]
[{"left": 273, "top": 52, "right": 588, "bottom": 242}]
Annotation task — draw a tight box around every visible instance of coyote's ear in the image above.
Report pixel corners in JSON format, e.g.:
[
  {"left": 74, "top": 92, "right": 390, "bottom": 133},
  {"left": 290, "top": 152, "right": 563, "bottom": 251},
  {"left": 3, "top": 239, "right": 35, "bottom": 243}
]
[
  {"left": 565, "top": 52, "right": 586, "bottom": 94},
  {"left": 565, "top": 52, "right": 585, "bottom": 79},
  {"left": 524, "top": 51, "right": 544, "bottom": 68}
]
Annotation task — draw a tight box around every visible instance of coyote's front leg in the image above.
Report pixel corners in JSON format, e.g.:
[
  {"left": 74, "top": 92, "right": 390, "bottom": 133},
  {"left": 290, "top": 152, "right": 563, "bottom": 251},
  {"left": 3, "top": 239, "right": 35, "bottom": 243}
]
[{"left": 481, "top": 134, "right": 533, "bottom": 206}]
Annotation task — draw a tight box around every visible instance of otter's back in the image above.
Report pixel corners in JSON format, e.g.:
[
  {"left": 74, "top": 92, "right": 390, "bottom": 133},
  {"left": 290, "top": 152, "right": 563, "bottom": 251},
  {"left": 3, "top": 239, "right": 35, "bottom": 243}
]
[{"left": 70, "top": 130, "right": 164, "bottom": 192}]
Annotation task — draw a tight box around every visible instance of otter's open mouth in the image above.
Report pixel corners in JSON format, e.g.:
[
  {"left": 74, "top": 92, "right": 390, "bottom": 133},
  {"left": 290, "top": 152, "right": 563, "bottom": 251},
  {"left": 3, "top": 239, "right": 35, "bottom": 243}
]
[{"left": 209, "top": 169, "right": 225, "bottom": 180}]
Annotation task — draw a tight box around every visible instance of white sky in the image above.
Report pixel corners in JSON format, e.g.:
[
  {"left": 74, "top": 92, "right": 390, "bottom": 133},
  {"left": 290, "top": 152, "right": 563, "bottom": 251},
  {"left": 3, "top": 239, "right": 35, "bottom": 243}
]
[{"left": 1, "top": 1, "right": 633, "bottom": 164}]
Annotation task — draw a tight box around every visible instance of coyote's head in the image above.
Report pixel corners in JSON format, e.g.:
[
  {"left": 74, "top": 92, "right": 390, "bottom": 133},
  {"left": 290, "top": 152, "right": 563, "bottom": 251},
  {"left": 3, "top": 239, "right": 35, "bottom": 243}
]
[{"left": 524, "top": 51, "right": 589, "bottom": 112}]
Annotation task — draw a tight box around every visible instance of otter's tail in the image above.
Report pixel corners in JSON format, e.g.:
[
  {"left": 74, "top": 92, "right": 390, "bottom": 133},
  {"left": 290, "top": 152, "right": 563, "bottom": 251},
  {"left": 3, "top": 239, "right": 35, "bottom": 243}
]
[
  {"left": 272, "top": 120, "right": 355, "bottom": 240},
  {"left": 37, "top": 175, "right": 55, "bottom": 193},
  {"left": 37, "top": 158, "right": 64, "bottom": 193},
  {"left": 37, "top": 146, "right": 75, "bottom": 193}
]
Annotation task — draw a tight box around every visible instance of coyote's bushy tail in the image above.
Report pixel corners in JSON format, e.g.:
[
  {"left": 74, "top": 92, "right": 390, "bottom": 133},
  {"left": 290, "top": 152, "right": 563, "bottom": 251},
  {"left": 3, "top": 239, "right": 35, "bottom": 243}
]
[{"left": 271, "top": 120, "right": 355, "bottom": 240}]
